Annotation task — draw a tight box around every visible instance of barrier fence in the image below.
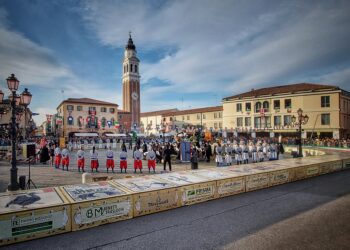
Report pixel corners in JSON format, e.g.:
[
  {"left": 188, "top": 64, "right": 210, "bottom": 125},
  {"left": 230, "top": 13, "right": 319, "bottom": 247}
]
[{"left": 0, "top": 153, "right": 350, "bottom": 246}]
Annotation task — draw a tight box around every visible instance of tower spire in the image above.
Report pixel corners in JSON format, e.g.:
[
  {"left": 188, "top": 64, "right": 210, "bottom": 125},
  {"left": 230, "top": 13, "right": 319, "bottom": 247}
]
[{"left": 126, "top": 31, "right": 136, "bottom": 50}]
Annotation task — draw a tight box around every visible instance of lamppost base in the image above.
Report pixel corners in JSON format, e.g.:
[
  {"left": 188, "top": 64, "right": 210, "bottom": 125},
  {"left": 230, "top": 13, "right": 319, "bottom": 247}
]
[{"left": 8, "top": 182, "right": 20, "bottom": 191}]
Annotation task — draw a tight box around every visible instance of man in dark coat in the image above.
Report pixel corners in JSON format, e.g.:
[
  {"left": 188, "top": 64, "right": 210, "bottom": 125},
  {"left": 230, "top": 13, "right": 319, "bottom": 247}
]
[
  {"left": 40, "top": 145, "right": 50, "bottom": 164},
  {"left": 205, "top": 143, "right": 212, "bottom": 162},
  {"left": 163, "top": 144, "right": 172, "bottom": 171}
]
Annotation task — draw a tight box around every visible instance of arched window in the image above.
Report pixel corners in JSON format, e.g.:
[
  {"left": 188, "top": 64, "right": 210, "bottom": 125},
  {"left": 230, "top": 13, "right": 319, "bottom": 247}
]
[
  {"left": 263, "top": 101, "right": 269, "bottom": 112},
  {"left": 124, "top": 65, "right": 126, "bottom": 74},
  {"left": 135, "top": 65, "right": 138, "bottom": 73},
  {"left": 130, "top": 64, "right": 133, "bottom": 72},
  {"left": 255, "top": 102, "right": 262, "bottom": 113},
  {"left": 126, "top": 64, "right": 128, "bottom": 72}
]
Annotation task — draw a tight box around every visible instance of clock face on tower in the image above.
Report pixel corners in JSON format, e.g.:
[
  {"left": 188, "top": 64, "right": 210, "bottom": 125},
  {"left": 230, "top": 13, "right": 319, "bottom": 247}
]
[{"left": 131, "top": 92, "right": 139, "bottom": 101}]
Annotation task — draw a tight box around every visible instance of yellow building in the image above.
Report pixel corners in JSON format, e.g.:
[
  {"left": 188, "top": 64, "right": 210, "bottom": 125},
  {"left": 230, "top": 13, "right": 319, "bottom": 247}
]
[
  {"left": 56, "top": 98, "right": 119, "bottom": 138},
  {"left": 161, "top": 106, "right": 223, "bottom": 133},
  {"left": 222, "top": 83, "right": 350, "bottom": 138},
  {"left": 140, "top": 109, "right": 178, "bottom": 135}
]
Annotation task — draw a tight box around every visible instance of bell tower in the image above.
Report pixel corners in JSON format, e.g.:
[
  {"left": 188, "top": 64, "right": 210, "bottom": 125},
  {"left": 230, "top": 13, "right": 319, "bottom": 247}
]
[{"left": 122, "top": 32, "right": 140, "bottom": 129}]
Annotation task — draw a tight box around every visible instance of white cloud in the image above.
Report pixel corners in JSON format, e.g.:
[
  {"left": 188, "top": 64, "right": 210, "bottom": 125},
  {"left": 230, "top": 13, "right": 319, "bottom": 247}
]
[
  {"left": 0, "top": 7, "right": 121, "bottom": 125},
  {"left": 80, "top": 0, "right": 350, "bottom": 101}
]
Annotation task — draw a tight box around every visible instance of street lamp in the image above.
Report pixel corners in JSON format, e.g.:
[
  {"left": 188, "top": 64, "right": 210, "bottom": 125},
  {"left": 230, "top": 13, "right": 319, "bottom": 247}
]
[
  {"left": 20, "top": 88, "right": 32, "bottom": 139},
  {"left": 0, "top": 74, "right": 32, "bottom": 191},
  {"left": 291, "top": 108, "right": 309, "bottom": 157}
]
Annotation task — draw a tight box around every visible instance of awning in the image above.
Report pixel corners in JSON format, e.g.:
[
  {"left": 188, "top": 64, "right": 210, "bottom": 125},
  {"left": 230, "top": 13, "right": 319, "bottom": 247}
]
[
  {"left": 105, "top": 133, "right": 127, "bottom": 137},
  {"left": 128, "top": 133, "right": 146, "bottom": 137},
  {"left": 74, "top": 133, "right": 98, "bottom": 137}
]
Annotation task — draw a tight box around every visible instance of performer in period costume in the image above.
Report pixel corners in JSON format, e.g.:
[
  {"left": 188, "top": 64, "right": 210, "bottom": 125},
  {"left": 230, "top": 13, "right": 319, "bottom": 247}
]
[
  {"left": 242, "top": 144, "right": 249, "bottom": 164},
  {"left": 106, "top": 146, "right": 115, "bottom": 173},
  {"left": 258, "top": 143, "right": 264, "bottom": 162},
  {"left": 61, "top": 146, "right": 70, "bottom": 171},
  {"left": 77, "top": 146, "right": 85, "bottom": 172},
  {"left": 235, "top": 144, "right": 242, "bottom": 165},
  {"left": 215, "top": 143, "right": 223, "bottom": 167},
  {"left": 252, "top": 144, "right": 258, "bottom": 163},
  {"left": 133, "top": 147, "right": 143, "bottom": 173},
  {"left": 90, "top": 146, "right": 99, "bottom": 172},
  {"left": 119, "top": 149, "right": 128, "bottom": 173},
  {"left": 225, "top": 143, "right": 233, "bottom": 166},
  {"left": 147, "top": 147, "right": 157, "bottom": 173},
  {"left": 54, "top": 144, "right": 61, "bottom": 169}
]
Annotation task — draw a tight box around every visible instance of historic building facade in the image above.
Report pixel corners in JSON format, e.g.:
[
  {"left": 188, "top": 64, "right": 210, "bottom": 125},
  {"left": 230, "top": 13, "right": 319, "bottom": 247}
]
[
  {"left": 56, "top": 98, "right": 119, "bottom": 138},
  {"left": 122, "top": 34, "right": 141, "bottom": 129},
  {"left": 140, "top": 109, "right": 178, "bottom": 135},
  {"left": 140, "top": 106, "right": 223, "bottom": 135},
  {"left": 222, "top": 83, "right": 350, "bottom": 138}
]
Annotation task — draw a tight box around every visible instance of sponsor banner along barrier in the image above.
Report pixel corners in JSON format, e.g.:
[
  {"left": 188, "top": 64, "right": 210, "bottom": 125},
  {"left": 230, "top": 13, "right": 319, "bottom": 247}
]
[
  {"left": 0, "top": 153, "right": 349, "bottom": 246},
  {"left": 58, "top": 182, "right": 132, "bottom": 231},
  {"left": 0, "top": 187, "right": 71, "bottom": 246}
]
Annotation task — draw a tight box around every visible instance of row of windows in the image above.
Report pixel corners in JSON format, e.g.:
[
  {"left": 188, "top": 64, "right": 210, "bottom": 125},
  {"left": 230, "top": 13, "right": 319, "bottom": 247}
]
[
  {"left": 236, "top": 114, "right": 330, "bottom": 127},
  {"left": 236, "top": 100, "right": 292, "bottom": 113},
  {"left": 66, "top": 105, "right": 115, "bottom": 113},
  {"left": 66, "top": 116, "right": 115, "bottom": 126},
  {"left": 236, "top": 96, "right": 331, "bottom": 113},
  {"left": 123, "top": 64, "right": 138, "bottom": 74},
  {"left": 163, "top": 112, "right": 222, "bottom": 122}
]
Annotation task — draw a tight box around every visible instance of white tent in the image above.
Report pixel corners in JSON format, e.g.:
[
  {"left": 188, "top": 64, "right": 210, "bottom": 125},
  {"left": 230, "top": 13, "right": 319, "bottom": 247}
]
[{"left": 74, "top": 133, "right": 98, "bottom": 137}]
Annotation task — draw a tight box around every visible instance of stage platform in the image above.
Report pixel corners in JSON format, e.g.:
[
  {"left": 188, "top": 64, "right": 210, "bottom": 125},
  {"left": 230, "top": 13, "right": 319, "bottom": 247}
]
[{"left": 1, "top": 149, "right": 349, "bottom": 246}]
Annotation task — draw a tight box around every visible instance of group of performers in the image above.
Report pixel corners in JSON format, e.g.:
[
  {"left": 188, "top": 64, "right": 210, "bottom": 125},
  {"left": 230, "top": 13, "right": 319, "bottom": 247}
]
[
  {"left": 215, "top": 141, "right": 279, "bottom": 166},
  {"left": 52, "top": 145, "right": 158, "bottom": 173}
]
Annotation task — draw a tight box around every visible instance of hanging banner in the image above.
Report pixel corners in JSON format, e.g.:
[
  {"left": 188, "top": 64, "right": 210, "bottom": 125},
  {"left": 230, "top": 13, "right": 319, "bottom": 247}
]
[
  {"left": 251, "top": 132, "right": 256, "bottom": 138},
  {"left": 302, "top": 131, "right": 307, "bottom": 139},
  {"left": 114, "top": 121, "right": 120, "bottom": 128},
  {"left": 332, "top": 130, "right": 339, "bottom": 139}
]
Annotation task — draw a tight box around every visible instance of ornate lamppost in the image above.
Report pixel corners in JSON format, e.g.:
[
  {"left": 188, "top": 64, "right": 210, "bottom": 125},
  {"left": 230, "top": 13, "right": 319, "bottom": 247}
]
[
  {"left": 0, "top": 74, "right": 32, "bottom": 191},
  {"left": 291, "top": 108, "right": 309, "bottom": 157}
]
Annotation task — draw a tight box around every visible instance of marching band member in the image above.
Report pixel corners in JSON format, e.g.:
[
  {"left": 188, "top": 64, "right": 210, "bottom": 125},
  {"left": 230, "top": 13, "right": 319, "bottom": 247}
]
[
  {"left": 147, "top": 147, "right": 157, "bottom": 173},
  {"left": 225, "top": 143, "right": 233, "bottom": 166},
  {"left": 90, "top": 146, "right": 99, "bottom": 172},
  {"left": 106, "top": 146, "right": 115, "bottom": 173},
  {"left": 133, "top": 147, "right": 143, "bottom": 173},
  {"left": 77, "top": 145, "right": 85, "bottom": 172},
  {"left": 54, "top": 144, "right": 61, "bottom": 169},
  {"left": 61, "top": 146, "right": 70, "bottom": 171},
  {"left": 215, "top": 143, "right": 223, "bottom": 167},
  {"left": 119, "top": 148, "right": 128, "bottom": 173},
  {"left": 243, "top": 144, "right": 249, "bottom": 164}
]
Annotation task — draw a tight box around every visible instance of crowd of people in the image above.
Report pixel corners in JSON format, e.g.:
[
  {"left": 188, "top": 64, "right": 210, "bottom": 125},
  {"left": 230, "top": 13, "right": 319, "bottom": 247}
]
[{"left": 32, "top": 135, "right": 287, "bottom": 174}]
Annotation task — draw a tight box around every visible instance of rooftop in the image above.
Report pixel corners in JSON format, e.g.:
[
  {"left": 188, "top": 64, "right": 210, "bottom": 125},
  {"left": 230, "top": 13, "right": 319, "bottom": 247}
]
[
  {"left": 162, "top": 106, "right": 223, "bottom": 116},
  {"left": 58, "top": 98, "right": 119, "bottom": 107},
  {"left": 223, "top": 83, "right": 339, "bottom": 100},
  {"left": 141, "top": 109, "right": 178, "bottom": 117}
]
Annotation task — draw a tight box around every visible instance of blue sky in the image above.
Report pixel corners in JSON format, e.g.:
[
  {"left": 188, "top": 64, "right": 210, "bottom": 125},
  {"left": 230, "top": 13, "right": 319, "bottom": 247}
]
[{"left": 0, "top": 0, "right": 350, "bottom": 124}]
